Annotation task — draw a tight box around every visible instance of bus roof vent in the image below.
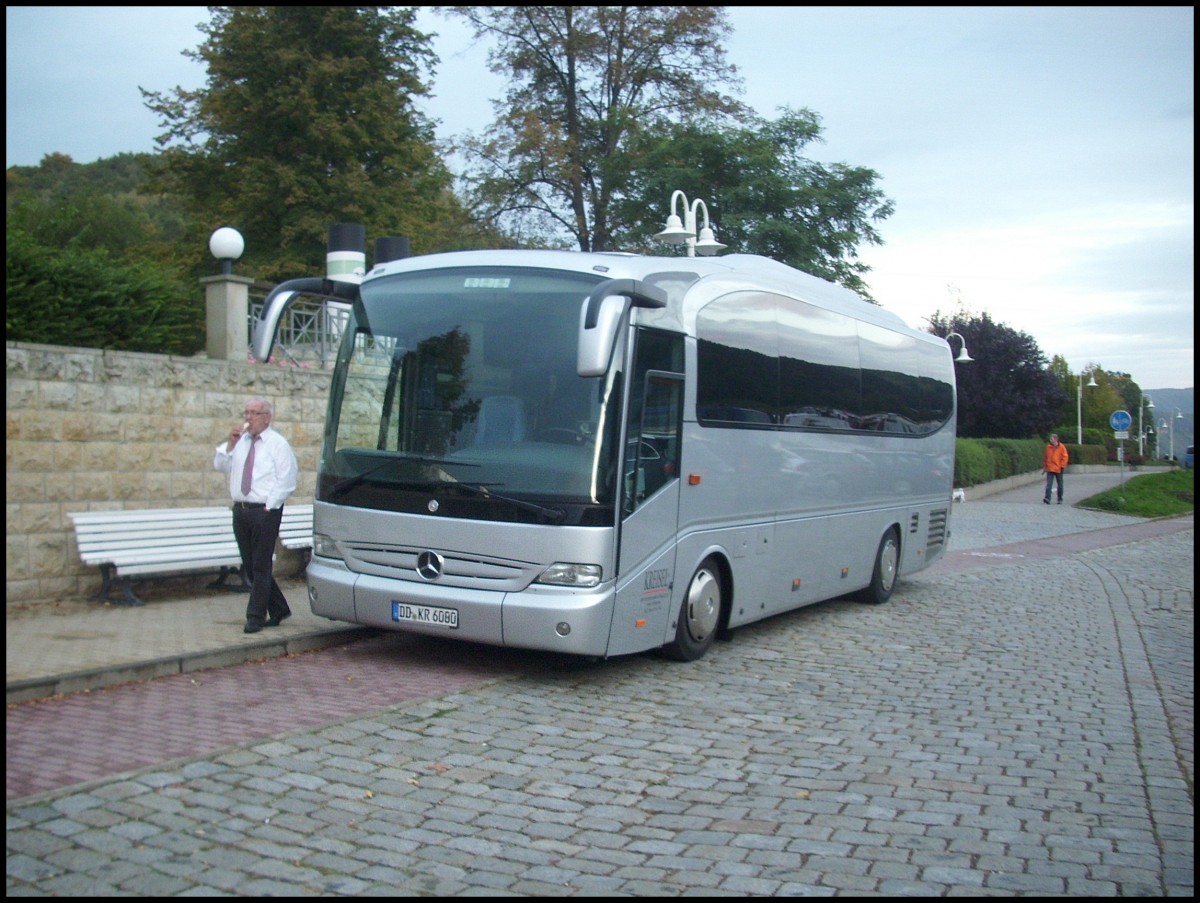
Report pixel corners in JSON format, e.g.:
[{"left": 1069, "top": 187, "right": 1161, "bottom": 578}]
[{"left": 375, "top": 236, "right": 410, "bottom": 265}]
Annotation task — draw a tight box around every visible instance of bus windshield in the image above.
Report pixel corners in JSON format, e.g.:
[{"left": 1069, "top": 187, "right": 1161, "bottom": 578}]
[{"left": 319, "top": 267, "right": 620, "bottom": 525}]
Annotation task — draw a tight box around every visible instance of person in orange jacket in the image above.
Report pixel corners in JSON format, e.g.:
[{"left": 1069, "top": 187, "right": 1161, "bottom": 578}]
[{"left": 1042, "top": 433, "right": 1069, "bottom": 505}]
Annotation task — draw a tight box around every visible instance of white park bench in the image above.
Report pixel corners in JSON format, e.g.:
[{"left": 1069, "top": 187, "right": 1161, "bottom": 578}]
[
  {"left": 278, "top": 503, "right": 316, "bottom": 553},
  {"left": 68, "top": 504, "right": 313, "bottom": 606}
]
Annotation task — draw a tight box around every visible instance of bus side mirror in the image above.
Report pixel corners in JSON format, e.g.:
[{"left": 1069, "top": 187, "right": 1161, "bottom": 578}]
[
  {"left": 577, "top": 293, "right": 628, "bottom": 377},
  {"left": 577, "top": 279, "right": 668, "bottom": 377},
  {"left": 250, "top": 277, "right": 356, "bottom": 362}
]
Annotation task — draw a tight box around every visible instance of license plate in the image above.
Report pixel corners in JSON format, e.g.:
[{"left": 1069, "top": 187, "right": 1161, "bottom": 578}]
[{"left": 392, "top": 602, "right": 459, "bottom": 629}]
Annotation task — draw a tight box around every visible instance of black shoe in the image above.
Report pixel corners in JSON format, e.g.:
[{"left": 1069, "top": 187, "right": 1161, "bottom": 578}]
[
  {"left": 1043, "top": 498, "right": 1050, "bottom": 505},
  {"left": 265, "top": 611, "right": 292, "bottom": 628},
  {"left": 1057, "top": 499, "right": 1063, "bottom": 504},
  {"left": 243, "top": 622, "right": 263, "bottom": 634}
]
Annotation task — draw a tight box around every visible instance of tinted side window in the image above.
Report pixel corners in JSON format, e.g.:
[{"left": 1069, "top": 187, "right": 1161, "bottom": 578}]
[
  {"left": 858, "top": 322, "right": 922, "bottom": 433},
  {"left": 778, "top": 297, "right": 861, "bottom": 430},
  {"left": 696, "top": 293, "right": 777, "bottom": 426},
  {"left": 696, "top": 291, "right": 953, "bottom": 435}
]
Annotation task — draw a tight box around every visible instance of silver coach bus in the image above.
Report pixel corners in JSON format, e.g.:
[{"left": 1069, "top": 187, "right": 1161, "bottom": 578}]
[{"left": 265, "top": 248, "right": 957, "bottom": 661}]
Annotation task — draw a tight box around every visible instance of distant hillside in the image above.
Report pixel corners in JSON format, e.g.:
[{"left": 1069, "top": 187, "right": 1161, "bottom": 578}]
[
  {"left": 1144, "top": 387, "right": 1193, "bottom": 458},
  {"left": 6, "top": 151, "right": 159, "bottom": 203}
]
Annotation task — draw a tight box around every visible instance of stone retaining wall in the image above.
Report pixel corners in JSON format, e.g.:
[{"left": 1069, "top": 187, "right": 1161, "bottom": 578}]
[{"left": 6, "top": 342, "right": 332, "bottom": 607}]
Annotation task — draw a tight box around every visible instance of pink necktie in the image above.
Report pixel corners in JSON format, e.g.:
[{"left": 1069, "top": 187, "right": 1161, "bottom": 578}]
[{"left": 241, "top": 436, "right": 257, "bottom": 496}]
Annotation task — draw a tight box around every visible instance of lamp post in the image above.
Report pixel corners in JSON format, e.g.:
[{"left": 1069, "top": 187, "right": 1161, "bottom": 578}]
[
  {"left": 655, "top": 190, "right": 727, "bottom": 257},
  {"left": 1076, "top": 368, "right": 1097, "bottom": 446},
  {"left": 944, "top": 331, "right": 973, "bottom": 363},
  {"left": 1167, "top": 408, "right": 1183, "bottom": 461},
  {"left": 204, "top": 227, "right": 250, "bottom": 361},
  {"left": 1138, "top": 394, "right": 1154, "bottom": 457}
]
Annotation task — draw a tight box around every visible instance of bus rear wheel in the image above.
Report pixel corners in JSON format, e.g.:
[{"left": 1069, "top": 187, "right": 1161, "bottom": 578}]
[
  {"left": 857, "top": 528, "right": 899, "bottom": 605},
  {"left": 663, "top": 558, "right": 722, "bottom": 661}
]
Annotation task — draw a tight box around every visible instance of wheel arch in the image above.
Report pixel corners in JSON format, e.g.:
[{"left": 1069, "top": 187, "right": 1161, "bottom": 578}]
[
  {"left": 682, "top": 545, "right": 734, "bottom": 631},
  {"left": 856, "top": 522, "right": 903, "bottom": 605},
  {"left": 664, "top": 544, "right": 735, "bottom": 649}
]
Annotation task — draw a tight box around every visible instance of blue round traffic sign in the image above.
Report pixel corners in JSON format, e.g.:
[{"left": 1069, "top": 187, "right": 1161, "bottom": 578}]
[{"left": 1109, "top": 410, "right": 1132, "bottom": 431}]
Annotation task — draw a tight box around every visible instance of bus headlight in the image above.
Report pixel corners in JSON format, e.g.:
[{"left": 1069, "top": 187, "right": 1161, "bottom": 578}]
[
  {"left": 536, "top": 562, "right": 602, "bottom": 588},
  {"left": 312, "top": 533, "right": 342, "bottom": 560}
]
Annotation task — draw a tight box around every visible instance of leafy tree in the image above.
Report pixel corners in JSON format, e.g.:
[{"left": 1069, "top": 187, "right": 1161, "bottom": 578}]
[
  {"left": 7, "top": 152, "right": 81, "bottom": 203},
  {"left": 1047, "top": 355, "right": 1146, "bottom": 445},
  {"left": 7, "top": 153, "right": 190, "bottom": 250},
  {"left": 1101, "top": 370, "right": 1150, "bottom": 434},
  {"left": 142, "top": 6, "right": 467, "bottom": 280},
  {"left": 615, "top": 111, "right": 894, "bottom": 298},
  {"left": 446, "top": 6, "right": 744, "bottom": 251},
  {"left": 10, "top": 152, "right": 153, "bottom": 204},
  {"left": 928, "top": 310, "right": 1066, "bottom": 440},
  {"left": 8, "top": 191, "right": 156, "bottom": 255}
]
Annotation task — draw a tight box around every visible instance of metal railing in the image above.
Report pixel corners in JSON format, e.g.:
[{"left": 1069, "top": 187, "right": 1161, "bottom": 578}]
[{"left": 248, "top": 289, "right": 348, "bottom": 369}]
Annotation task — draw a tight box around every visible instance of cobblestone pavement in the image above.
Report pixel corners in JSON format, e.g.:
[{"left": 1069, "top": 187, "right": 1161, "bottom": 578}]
[{"left": 6, "top": 479, "right": 1194, "bottom": 896}]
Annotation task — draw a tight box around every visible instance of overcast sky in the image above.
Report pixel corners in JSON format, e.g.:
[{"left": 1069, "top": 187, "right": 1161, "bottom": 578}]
[{"left": 6, "top": 6, "right": 1194, "bottom": 390}]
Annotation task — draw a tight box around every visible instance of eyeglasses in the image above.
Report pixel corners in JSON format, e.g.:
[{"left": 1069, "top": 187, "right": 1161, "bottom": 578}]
[{"left": 242, "top": 410, "right": 268, "bottom": 418}]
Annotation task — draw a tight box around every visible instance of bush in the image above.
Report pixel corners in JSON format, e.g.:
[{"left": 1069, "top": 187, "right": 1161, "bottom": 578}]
[
  {"left": 1068, "top": 443, "right": 1108, "bottom": 465},
  {"left": 978, "top": 438, "right": 1039, "bottom": 478},
  {"left": 953, "top": 436, "right": 1106, "bottom": 487},
  {"left": 1057, "top": 427, "right": 1113, "bottom": 454},
  {"left": 5, "top": 229, "right": 203, "bottom": 355},
  {"left": 954, "top": 439, "right": 994, "bottom": 488}
]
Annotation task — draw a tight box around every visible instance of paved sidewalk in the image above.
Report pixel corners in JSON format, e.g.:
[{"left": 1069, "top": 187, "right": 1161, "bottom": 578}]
[
  {"left": 5, "top": 578, "right": 372, "bottom": 704},
  {"left": 3, "top": 467, "right": 1179, "bottom": 705}
]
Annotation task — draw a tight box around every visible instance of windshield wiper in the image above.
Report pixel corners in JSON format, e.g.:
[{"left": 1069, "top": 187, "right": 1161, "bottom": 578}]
[
  {"left": 327, "top": 454, "right": 478, "bottom": 500},
  {"left": 429, "top": 481, "right": 566, "bottom": 523}
]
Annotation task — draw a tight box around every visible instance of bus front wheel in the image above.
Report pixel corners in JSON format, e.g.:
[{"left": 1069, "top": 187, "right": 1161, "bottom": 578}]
[
  {"left": 663, "top": 559, "right": 722, "bottom": 661},
  {"left": 857, "top": 528, "right": 899, "bottom": 605}
]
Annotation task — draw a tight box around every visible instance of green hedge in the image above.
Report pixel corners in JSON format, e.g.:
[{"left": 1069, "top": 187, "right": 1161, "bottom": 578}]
[
  {"left": 954, "top": 439, "right": 995, "bottom": 488},
  {"left": 954, "top": 437, "right": 1105, "bottom": 487},
  {"left": 976, "top": 439, "right": 1038, "bottom": 478},
  {"left": 1056, "top": 426, "right": 1146, "bottom": 464},
  {"left": 1068, "top": 443, "right": 1108, "bottom": 465},
  {"left": 6, "top": 229, "right": 203, "bottom": 355}
]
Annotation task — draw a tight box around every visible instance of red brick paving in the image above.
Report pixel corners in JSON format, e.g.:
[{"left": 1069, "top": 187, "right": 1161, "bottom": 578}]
[{"left": 6, "top": 634, "right": 543, "bottom": 801}]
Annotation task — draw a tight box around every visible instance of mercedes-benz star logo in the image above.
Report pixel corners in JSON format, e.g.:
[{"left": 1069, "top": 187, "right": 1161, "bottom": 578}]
[{"left": 416, "top": 550, "right": 444, "bottom": 581}]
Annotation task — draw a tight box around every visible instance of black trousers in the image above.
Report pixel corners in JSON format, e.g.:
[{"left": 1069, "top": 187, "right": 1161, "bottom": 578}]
[{"left": 232, "top": 505, "right": 291, "bottom": 626}]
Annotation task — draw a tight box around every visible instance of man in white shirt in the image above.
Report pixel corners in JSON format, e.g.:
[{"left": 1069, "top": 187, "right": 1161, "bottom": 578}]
[{"left": 213, "top": 397, "right": 299, "bottom": 633}]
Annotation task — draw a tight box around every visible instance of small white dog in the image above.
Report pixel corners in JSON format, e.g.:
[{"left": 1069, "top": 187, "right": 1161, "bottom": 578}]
[{"left": 952, "top": 488, "right": 966, "bottom": 503}]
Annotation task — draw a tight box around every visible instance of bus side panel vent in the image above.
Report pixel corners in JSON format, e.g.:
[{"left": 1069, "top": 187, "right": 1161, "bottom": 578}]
[
  {"left": 908, "top": 513, "right": 920, "bottom": 534},
  {"left": 925, "top": 509, "right": 948, "bottom": 551}
]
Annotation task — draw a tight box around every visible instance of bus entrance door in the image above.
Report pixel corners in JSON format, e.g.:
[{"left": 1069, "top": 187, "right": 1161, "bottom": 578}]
[
  {"left": 611, "top": 479, "right": 680, "bottom": 656},
  {"left": 610, "top": 370, "right": 683, "bottom": 655}
]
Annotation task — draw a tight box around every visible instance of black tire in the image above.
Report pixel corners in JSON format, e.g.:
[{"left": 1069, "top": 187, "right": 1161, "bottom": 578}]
[
  {"left": 663, "top": 558, "right": 722, "bottom": 661},
  {"left": 857, "top": 528, "right": 900, "bottom": 605}
]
